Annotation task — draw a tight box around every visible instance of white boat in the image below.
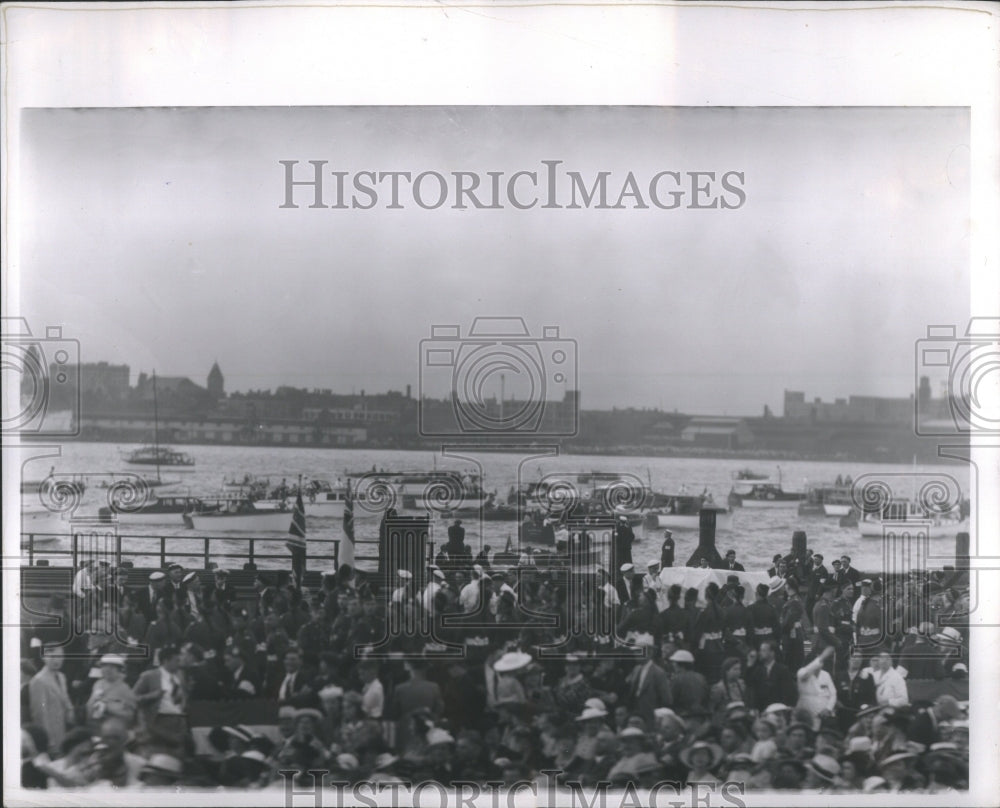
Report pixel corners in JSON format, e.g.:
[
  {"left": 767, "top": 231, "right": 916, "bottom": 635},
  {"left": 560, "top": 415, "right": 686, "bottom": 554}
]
[
  {"left": 823, "top": 501, "right": 853, "bottom": 518},
  {"left": 98, "top": 493, "right": 201, "bottom": 526},
  {"left": 184, "top": 497, "right": 295, "bottom": 532},
  {"left": 858, "top": 500, "right": 969, "bottom": 539},
  {"left": 349, "top": 469, "right": 491, "bottom": 511},
  {"left": 255, "top": 478, "right": 348, "bottom": 516},
  {"left": 728, "top": 468, "right": 804, "bottom": 508}
]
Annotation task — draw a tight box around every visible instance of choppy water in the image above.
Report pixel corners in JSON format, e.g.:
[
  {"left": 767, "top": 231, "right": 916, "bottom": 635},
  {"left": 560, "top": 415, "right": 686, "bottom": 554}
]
[{"left": 15, "top": 442, "right": 973, "bottom": 577}]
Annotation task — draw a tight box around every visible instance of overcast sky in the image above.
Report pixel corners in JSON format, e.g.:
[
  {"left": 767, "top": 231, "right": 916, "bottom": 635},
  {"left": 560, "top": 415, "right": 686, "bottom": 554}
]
[{"left": 18, "top": 106, "right": 970, "bottom": 414}]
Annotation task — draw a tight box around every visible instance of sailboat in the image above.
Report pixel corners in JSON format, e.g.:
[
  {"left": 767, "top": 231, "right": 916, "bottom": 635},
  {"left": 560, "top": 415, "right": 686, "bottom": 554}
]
[{"left": 123, "top": 371, "right": 195, "bottom": 469}]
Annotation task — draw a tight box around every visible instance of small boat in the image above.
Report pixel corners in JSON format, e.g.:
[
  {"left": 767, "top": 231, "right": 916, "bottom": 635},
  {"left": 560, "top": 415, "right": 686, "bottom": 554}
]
[
  {"left": 124, "top": 446, "right": 195, "bottom": 467},
  {"left": 728, "top": 468, "right": 804, "bottom": 508},
  {"left": 98, "top": 493, "right": 201, "bottom": 525},
  {"left": 348, "top": 469, "right": 492, "bottom": 511},
  {"left": 183, "top": 496, "right": 295, "bottom": 532},
  {"left": 256, "top": 478, "right": 349, "bottom": 516},
  {"left": 797, "top": 483, "right": 854, "bottom": 517},
  {"left": 643, "top": 498, "right": 734, "bottom": 531},
  {"left": 857, "top": 499, "right": 970, "bottom": 539}
]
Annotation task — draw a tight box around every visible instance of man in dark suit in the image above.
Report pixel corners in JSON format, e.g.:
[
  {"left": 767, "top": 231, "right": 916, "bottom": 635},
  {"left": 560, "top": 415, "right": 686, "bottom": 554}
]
[
  {"left": 806, "top": 553, "right": 829, "bottom": 615},
  {"left": 839, "top": 555, "right": 863, "bottom": 587},
  {"left": 660, "top": 531, "right": 675, "bottom": 569},
  {"left": 132, "top": 571, "right": 171, "bottom": 624},
  {"left": 269, "top": 646, "right": 315, "bottom": 705},
  {"left": 132, "top": 644, "right": 188, "bottom": 756},
  {"left": 746, "top": 640, "right": 796, "bottom": 710},
  {"left": 205, "top": 568, "right": 236, "bottom": 614},
  {"left": 222, "top": 644, "right": 260, "bottom": 698},
  {"left": 722, "top": 549, "right": 745, "bottom": 572},
  {"left": 626, "top": 648, "right": 672, "bottom": 728}
]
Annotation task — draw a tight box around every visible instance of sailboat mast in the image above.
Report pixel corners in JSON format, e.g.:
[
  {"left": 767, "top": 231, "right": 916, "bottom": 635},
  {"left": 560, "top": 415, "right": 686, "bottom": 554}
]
[{"left": 152, "top": 370, "right": 161, "bottom": 482}]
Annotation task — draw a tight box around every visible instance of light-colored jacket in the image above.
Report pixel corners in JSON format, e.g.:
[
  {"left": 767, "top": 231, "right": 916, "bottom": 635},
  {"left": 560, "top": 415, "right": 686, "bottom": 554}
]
[{"left": 29, "top": 668, "right": 74, "bottom": 753}]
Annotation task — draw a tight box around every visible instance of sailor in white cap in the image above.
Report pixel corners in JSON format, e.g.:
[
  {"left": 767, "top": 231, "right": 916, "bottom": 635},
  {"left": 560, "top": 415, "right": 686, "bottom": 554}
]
[
  {"left": 617, "top": 562, "right": 637, "bottom": 603},
  {"left": 421, "top": 566, "right": 447, "bottom": 614},
  {"left": 87, "top": 654, "right": 137, "bottom": 729},
  {"left": 640, "top": 559, "right": 668, "bottom": 611},
  {"left": 460, "top": 564, "right": 490, "bottom": 613},
  {"left": 596, "top": 566, "right": 621, "bottom": 609},
  {"left": 391, "top": 569, "right": 413, "bottom": 604},
  {"left": 181, "top": 570, "right": 203, "bottom": 614}
]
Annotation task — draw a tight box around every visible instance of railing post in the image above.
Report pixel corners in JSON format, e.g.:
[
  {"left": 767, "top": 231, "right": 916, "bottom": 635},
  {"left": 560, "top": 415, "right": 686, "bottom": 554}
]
[
  {"left": 160, "top": 536, "right": 166, "bottom": 568},
  {"left": 248, "top": 538, "right": 255, "bottom": 569},
  {"left": 204, "top": 537, "right": 210, "bottom": 569},
  {"left": 334, "top": 539, "right": 340, "bottom": 571}
]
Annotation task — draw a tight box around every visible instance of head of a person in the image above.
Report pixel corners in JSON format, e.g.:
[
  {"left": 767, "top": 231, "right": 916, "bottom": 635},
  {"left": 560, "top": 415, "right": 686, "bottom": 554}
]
[
  {"left": 752, "top": 718, "right": 775, "bottom": 741},
  {"left": 100, "top": 657, "right": 125, "bottom": 683},
  {"left": 934, "top": 695, "right": 960, "bottom": 721},
  {"left": 169, "top": 564, "right": 184, "bottom": 584},
  {"left": 688, "top": 745, "right": 714, "bottom": 771},
  {"left": 719, "top": 725, "right": 743, "bottom": 752},
  {"left": 759, "top": 641, "right": 776, "bottom": 664},
  {"left": 277, "top": 706, "right": 296, "bottom": 738},
  {"left": 42, "top": 644, "right": 64, "bottom": 671},
  {"left": 874, "top": 651, "right": 893, "bottom": 672},
  {"left": 842, "top": 582, "right": 855, "bottom": 601},
  {"left": 840, "top": 555, "right": 852, "bottom": 569},
  {"left": 786, "top": 724, "right": 809, "bottom": 750},
  {"left": 726, "top": 550, "right": 737, "bottom": 564},
  {"left": 159, "top": 644, "right": 181, "bottom": 673},
  {"left": 180, "top": 642, "right": 203, "bottom": 668},
  {"left": 98, "top": 717, "right": 129, "bottom": 761},
  {"left": 284, "top": 648, "right": 302, "bottom": 674}
]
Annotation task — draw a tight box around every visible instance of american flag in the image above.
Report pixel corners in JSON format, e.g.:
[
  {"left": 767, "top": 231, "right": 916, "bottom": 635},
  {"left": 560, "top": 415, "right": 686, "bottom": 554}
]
[
  {"left": 286, "top": 491, "right": 306, "bottom": 550},
  {"left": 341, "top": 479, "right": 355, "bottom": 567}
]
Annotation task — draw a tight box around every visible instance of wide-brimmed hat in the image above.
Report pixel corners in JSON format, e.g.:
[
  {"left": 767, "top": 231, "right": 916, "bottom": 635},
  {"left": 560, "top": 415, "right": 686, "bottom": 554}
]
[
  {"left": 294, "top": 707, "right": 324, "bottom": 722},
  {"left": 426, "top": 728, "right": 455, "bottom": 746},
  {"left": 767, "top": 576, "right": 786, "bottom": 595},
  {"left": 669, "top": 649, "right": 695, "bottom": 664},
  {"left": 846, "top": 736, "right": 873, "bottom": 754},
  {"left": 617, "top": 726, "right": 646, "bottom": 740},
  {"left": 933, "top": 626, "right": 963, "bottom": 645},
  {"left": 862, "top": 775, "right": 889, "bottom": 792},
  {"left": 182, "top": 571, "right": 198, "bottom": 584},
  {"left": 149, "top": 571, "right": 166, "bottom": 581},
  {"left": 493, "top": 651, "right": 532, "bottom": 673},
  {"left": 373, "top": 752, "right": 399, "bottom": 770},
  {"left": 98, "top": 654, "right": 126, "bottom": 668},
  {"left": 575, "top": 706, "right": 609, "bottom": 722},
  {"left": 397, "top": 569, "right": 413, "bottom": 581},
  {"left": 653, "top": 707, "right": 687, "bottom": 729},
  {"left": 879, "top": 752, "right": 917, "bottom": 769},
  {"left": 139, "top": 753, "right": 184, "bottom": 781},
  {"left": 679, "top": 741, "right": 724, "bottom": 770},
  {"left": 855, "top": 703, "right": 883, "bottom": 718},
  {"left": 922, "top": 742, "right": 964, "bottom": 765},
  {"left": 805, "top": 754, "right": 841, "bottom": 782},
  {"left": 335, "top": 753, "right": 359, "bottom": 771},
  {"left": 764, "top": 702, "right": 792, "bottom": 716}
]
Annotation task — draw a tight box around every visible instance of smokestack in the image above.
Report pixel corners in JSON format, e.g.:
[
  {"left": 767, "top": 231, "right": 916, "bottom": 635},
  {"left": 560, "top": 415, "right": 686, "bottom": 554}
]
[
  {"left": 791, "top": 530, "right": 808, "bottom": 558},
  {"left": 686, "top": 509, "right": 723, "bottom": 567}
]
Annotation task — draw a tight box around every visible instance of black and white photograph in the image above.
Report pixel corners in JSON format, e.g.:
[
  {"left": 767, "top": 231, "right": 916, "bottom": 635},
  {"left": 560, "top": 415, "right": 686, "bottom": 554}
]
[{"left": 2, "top": 3, "right": 998, "bottom": 806}]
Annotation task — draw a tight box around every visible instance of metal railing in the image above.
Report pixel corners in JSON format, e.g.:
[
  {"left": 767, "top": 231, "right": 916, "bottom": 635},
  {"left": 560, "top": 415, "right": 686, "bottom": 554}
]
[{"left": 20, "top": 530, "right": 341, "bottom": 571}]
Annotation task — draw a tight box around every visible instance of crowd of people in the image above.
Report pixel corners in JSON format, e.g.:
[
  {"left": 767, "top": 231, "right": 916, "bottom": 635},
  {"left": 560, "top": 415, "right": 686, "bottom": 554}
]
[{"left": 20, "top": 522, "right": 972, "bottom": 793}]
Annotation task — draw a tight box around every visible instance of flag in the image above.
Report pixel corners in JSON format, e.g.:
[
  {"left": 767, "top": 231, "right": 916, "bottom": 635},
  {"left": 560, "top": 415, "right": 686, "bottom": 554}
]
[
  {"left": 286, "top": 491, "right": 307, "bottom": 588},
  {"left": 340, "top": 479, "right": 356, "bottom": 568}
]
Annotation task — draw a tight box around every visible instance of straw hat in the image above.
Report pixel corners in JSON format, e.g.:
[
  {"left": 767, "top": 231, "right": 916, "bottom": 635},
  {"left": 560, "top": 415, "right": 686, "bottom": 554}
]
[
  {"left": 373, "top": 752, "right": 399, "bottom": 770},
  {"left": 617, "top": 726, "right": 646, "bottom": 740},
  {"left": 805, "top": 754, "right": 841, "bottom": 782},
  {"left": 669, "top": 649, "right": 695, "bottom": 664},
  {"left": 426, "top": 728, "right": 455, "bottom": 747},
  {"left": 575, "top": 706, "right": 609, "bottom": 722},
  {"left": 493, "top": 651, "right": 532, "bottom": 674},
  {"left": 679, "top": 741, "right": 724, "bottom": 770},
  {"left": 98, "top": 654, "right": 126, "bottom": 668},
  {"left": 862, "top": 776, "right": 889, "bottom": 792},
  {"left": 879, "top": 752, "right": 917, "bottom": 769},
  {"left": 767, "top": 576, "right": 786, "bottom": 595}
]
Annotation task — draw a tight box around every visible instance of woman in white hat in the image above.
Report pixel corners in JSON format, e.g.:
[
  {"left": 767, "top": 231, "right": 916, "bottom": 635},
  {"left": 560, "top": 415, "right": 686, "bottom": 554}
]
[
  {"left": 572, "top": 705, "right": 615, "bottom": 762},
  {"left": 489, "top": 650, "right": 531, "bottom": 708},
  {"left": 680, "top": 740, "right": 724, "bottom": 787}
]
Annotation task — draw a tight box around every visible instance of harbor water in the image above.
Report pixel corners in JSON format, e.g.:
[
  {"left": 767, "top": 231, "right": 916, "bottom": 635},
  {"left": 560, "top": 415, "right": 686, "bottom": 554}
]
[{"left": 16, "top": 442, "right": 973, "bottom": 576}]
